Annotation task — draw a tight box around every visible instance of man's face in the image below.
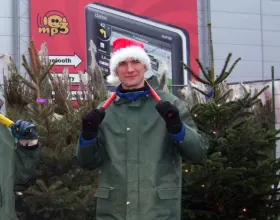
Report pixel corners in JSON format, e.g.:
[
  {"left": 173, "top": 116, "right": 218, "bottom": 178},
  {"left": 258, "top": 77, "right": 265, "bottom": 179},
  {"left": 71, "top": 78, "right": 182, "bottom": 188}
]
[{"left": 116, "top": 58, "right": 146, "bottom": 89}]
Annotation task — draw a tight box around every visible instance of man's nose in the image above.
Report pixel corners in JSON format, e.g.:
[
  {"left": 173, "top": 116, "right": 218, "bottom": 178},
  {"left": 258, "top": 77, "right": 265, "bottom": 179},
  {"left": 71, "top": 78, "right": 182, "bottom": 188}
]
[{"left": 127, "top": 63, "right": 134, "bottom": 72}]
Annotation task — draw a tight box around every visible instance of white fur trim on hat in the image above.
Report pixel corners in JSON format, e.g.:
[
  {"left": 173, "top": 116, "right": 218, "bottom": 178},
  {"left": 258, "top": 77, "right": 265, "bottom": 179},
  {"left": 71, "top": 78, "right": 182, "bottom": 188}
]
[{"left": 107, "top": 46, "right": 152, "bottom": 86}]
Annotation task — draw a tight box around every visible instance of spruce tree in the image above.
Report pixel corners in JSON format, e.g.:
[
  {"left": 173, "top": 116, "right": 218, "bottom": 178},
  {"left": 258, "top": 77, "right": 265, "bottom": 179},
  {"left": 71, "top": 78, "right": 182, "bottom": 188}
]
[
  {"left": 2, "top": 40, "right": 108, "bottom": 219},
  {"left": 179, "top": 23, "right": 280, "bottom": 220}
]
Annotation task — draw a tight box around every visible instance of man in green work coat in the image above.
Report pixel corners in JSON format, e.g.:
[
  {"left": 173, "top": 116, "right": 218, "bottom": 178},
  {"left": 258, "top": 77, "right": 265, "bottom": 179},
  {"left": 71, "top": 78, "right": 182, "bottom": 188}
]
[
  {"left": 76, "top": 38, "right": 207, "bottom": 220},
  {"left": 0, "top": 115, "right": 41, "bottom": 220}
]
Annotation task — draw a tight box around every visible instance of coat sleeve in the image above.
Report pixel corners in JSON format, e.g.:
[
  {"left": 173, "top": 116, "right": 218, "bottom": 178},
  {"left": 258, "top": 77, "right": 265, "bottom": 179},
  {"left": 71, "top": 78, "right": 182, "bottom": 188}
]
[
  {"left": 75, "top": 102, "right": 106, "bottom": 169},
  {"left": 170, "top": 97, "right": 208, "bottom": 164},
  {"left": 75, "top": 134, "right": 105, "bottom": 169},
  {"left": 14, "top": 144, "right": 42, "bottom": 185}
]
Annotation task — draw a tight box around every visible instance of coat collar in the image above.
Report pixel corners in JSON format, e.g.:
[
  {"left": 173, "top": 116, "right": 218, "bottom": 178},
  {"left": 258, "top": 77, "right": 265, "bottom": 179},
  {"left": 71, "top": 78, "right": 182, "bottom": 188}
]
[{"left": 113, "top": 75, "right": 160, "bottom": 105}]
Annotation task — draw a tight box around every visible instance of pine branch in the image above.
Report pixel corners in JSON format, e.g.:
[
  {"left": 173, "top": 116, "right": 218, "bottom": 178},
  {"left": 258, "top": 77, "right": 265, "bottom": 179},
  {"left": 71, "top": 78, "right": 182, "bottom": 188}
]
[
  {"left": 208, "top": 23, "right": 215, "bottom": 82},
  {"left": 227, "top": 57, "right": 242, "bottom": 76},
  {"left": 217, "top": 53, "right": 232, "bottom": 80},
  {"left": 192, "top": 87, "right": 212, "bottom": 98},
  {"left": 29, "top": 40, "right": 41, "bottom": 76},
  {"left": 251, "top": 85, "right": 269, "bottom": 101},
  {"left": 216, "top": 89, "right": 233, "bottom": 102},
  {"left": 22, "top": 55, "right": 36, "bottom": 82},
  {"left": 214, "top": 57, "right": 242, "bottom": 87},
  {"left": 16, "top": 73, "right": 36, "bottom": 90},
  {"left": 195, "top": 58, "right": 213, "bottom": 83},
  {"left": 181, "top": 62, "right": 212, "bottom": 85}
]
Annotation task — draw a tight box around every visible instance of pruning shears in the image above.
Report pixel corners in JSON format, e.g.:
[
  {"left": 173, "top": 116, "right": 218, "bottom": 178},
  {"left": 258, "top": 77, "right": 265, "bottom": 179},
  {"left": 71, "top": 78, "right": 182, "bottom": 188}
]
[
  {"left": 0, "top": 113, "right": 14, "bottom": 128},
  {"left": 99, "top": 80, "right": 162, "bottom": 111}
]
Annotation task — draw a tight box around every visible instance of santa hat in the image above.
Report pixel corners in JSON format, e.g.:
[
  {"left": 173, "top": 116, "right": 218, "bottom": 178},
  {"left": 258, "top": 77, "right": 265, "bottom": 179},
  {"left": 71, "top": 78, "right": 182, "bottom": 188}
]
[{"left": 107, "top": 38, "right": 152, "bottom": 86}]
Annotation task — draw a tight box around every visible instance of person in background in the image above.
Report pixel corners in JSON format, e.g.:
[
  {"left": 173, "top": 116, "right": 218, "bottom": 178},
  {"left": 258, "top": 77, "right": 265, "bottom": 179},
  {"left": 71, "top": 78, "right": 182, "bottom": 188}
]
[
  {"left": 76, "top": 38, "right": 207, "bottom": 220},
  {"left": 0, "top": 112, "right": 41, "bottom": 219}
]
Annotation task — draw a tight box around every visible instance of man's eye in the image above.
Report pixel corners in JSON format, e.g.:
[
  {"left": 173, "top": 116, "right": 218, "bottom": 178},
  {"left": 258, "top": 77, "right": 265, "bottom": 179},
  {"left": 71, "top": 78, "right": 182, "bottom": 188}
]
[
  {"left": 132, "top": 59, "right": 140, "bottom": 63},
  {"left": 119, "top": 61, "right": 126, "bottom": 66}
]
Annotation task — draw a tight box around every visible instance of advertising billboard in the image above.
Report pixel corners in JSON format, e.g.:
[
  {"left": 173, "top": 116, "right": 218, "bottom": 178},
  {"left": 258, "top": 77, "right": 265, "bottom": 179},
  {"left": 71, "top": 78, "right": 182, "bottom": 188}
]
[{"left": 30, "top": 0, "right": 199, "bottom": 92}]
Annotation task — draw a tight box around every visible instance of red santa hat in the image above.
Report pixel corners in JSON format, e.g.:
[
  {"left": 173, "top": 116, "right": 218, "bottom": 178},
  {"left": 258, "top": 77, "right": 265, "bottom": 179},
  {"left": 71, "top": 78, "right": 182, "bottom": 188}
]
[{"left": 107, "top": 38, "right": 152, "bottom": 85}]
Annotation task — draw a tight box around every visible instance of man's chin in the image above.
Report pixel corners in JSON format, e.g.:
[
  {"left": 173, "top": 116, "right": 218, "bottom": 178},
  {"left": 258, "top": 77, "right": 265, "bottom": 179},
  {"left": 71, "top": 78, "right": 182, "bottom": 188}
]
[
  {"left": 123, "top": 84, "right": 140, "bottom": 90},
  {"left": 122, "top": 80, "right": 144, "bottom": 89}
]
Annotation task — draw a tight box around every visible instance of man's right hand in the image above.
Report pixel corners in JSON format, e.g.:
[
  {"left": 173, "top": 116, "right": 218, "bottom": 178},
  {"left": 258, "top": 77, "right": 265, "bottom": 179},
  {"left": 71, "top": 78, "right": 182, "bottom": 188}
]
[{"left": 81, "top": 108, "right": 105, "bottom": 140}]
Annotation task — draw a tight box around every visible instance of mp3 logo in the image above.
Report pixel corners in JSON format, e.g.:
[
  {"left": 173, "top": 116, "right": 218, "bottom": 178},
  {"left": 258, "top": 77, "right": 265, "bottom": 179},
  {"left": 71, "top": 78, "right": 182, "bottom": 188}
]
[
  {"left": 37, "top": 10, "right": 69, "bottom": 36},
  {"left": 95, "top": 13, "right": 107, "bottom": 20}
]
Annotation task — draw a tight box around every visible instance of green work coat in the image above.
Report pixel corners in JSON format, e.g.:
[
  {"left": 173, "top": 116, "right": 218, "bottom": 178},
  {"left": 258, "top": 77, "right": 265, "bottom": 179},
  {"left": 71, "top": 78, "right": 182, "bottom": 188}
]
[
  {"left": 0, "top": 124, "right": 41, "bottom": 220},
  {"left": 76, "top": 76, "right": 207, "bottom": 220}
]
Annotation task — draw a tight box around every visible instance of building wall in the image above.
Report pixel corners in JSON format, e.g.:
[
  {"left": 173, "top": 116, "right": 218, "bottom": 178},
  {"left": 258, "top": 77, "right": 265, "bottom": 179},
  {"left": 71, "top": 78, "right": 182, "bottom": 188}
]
[
  {"left": 209, "top": 0, "right": 280, "bottom": 83},
  {"left": 0, "top": 0, "right": 30, "bottom": 73},
  {"left": 0, "top": 0, "right": 14, "bottom": 115},
  {"left": 0, "top": 0, "right": 14, "bottom": 57}
]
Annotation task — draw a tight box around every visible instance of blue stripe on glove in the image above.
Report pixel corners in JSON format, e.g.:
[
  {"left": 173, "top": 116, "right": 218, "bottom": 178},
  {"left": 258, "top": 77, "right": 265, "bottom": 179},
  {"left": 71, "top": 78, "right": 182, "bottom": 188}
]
[
  {"left": 79, "top": 134, "right": 96, "bottom": 148},
  {"left": 171, "top": 124, "right": 186, "bottom": 142}
]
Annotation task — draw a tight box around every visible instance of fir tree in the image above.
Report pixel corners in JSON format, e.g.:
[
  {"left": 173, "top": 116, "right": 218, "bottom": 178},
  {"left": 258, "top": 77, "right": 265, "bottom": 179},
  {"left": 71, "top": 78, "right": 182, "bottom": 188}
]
[
  {"left": 3, "top": 40, "right": 109, "bottom": 219},
  {"left": 179, "top": 23, "right": 280, "bottom": 220}
]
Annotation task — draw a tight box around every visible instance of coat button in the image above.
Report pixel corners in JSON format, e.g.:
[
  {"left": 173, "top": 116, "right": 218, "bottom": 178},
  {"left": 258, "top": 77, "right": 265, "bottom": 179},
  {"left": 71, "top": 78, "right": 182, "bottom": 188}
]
[
  {"left": 127, "top": 201, "right": 130, "bottom": 205},
  {"left": 127, "top": 127, "right": 130, "bottom": 131}
]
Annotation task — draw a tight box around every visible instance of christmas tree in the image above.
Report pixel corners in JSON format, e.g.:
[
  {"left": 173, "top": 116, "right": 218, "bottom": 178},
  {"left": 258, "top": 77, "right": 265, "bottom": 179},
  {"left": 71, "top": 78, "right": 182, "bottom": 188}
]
[
  {"left": 179, "top": 24, "right": 280, "bottom": 220},
  {"left": 2, "top": 41, "right": 109, "bottom": 219}
]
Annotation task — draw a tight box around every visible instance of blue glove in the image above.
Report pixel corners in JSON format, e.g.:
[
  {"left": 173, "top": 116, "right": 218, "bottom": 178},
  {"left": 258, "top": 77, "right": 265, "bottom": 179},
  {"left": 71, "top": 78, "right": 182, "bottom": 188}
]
[{"left": 11, "top": 120, "right": 38, "bottom": 147}]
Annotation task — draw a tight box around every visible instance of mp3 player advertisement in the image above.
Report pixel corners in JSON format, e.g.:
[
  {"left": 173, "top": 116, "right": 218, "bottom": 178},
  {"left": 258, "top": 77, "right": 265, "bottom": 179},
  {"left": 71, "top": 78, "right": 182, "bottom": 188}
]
[{"left": 30, "top": 0, "right": 199, "bottom": 89}]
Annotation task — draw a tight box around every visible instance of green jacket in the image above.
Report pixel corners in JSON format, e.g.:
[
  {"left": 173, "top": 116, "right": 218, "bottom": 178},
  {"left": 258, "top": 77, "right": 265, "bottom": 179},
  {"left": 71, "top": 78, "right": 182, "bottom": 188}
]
[
  {"left": 76, "top": 77, "right": 207, "bottom": 220},
  {"left": 0, "top": 124, "right": 41, "bottom": 220}
]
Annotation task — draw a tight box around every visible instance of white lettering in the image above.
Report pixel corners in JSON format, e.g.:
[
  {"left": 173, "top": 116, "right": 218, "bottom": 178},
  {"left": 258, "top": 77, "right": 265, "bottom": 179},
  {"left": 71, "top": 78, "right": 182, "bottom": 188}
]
[
  {"left": 95, "top": 13, "right": 107, "bottom": 20},
  {"left": 50, "top": 58, "right": 71, "bottom": 63},
  {"left": 161, "top": 35, "right": 172, "bottom": 41},
  {"left": 132, "top": 35, "right": 149, "bottom": 44}
]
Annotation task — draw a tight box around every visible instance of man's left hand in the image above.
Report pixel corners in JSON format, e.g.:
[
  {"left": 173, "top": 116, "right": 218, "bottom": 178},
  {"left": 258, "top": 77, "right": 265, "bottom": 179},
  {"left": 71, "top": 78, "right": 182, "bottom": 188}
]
[
  {"left": 11, "top": 120, "right": 38, "bottom": 148},
  {"left": 155, "top": 101, "right": 183, "bottom": 134}
]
